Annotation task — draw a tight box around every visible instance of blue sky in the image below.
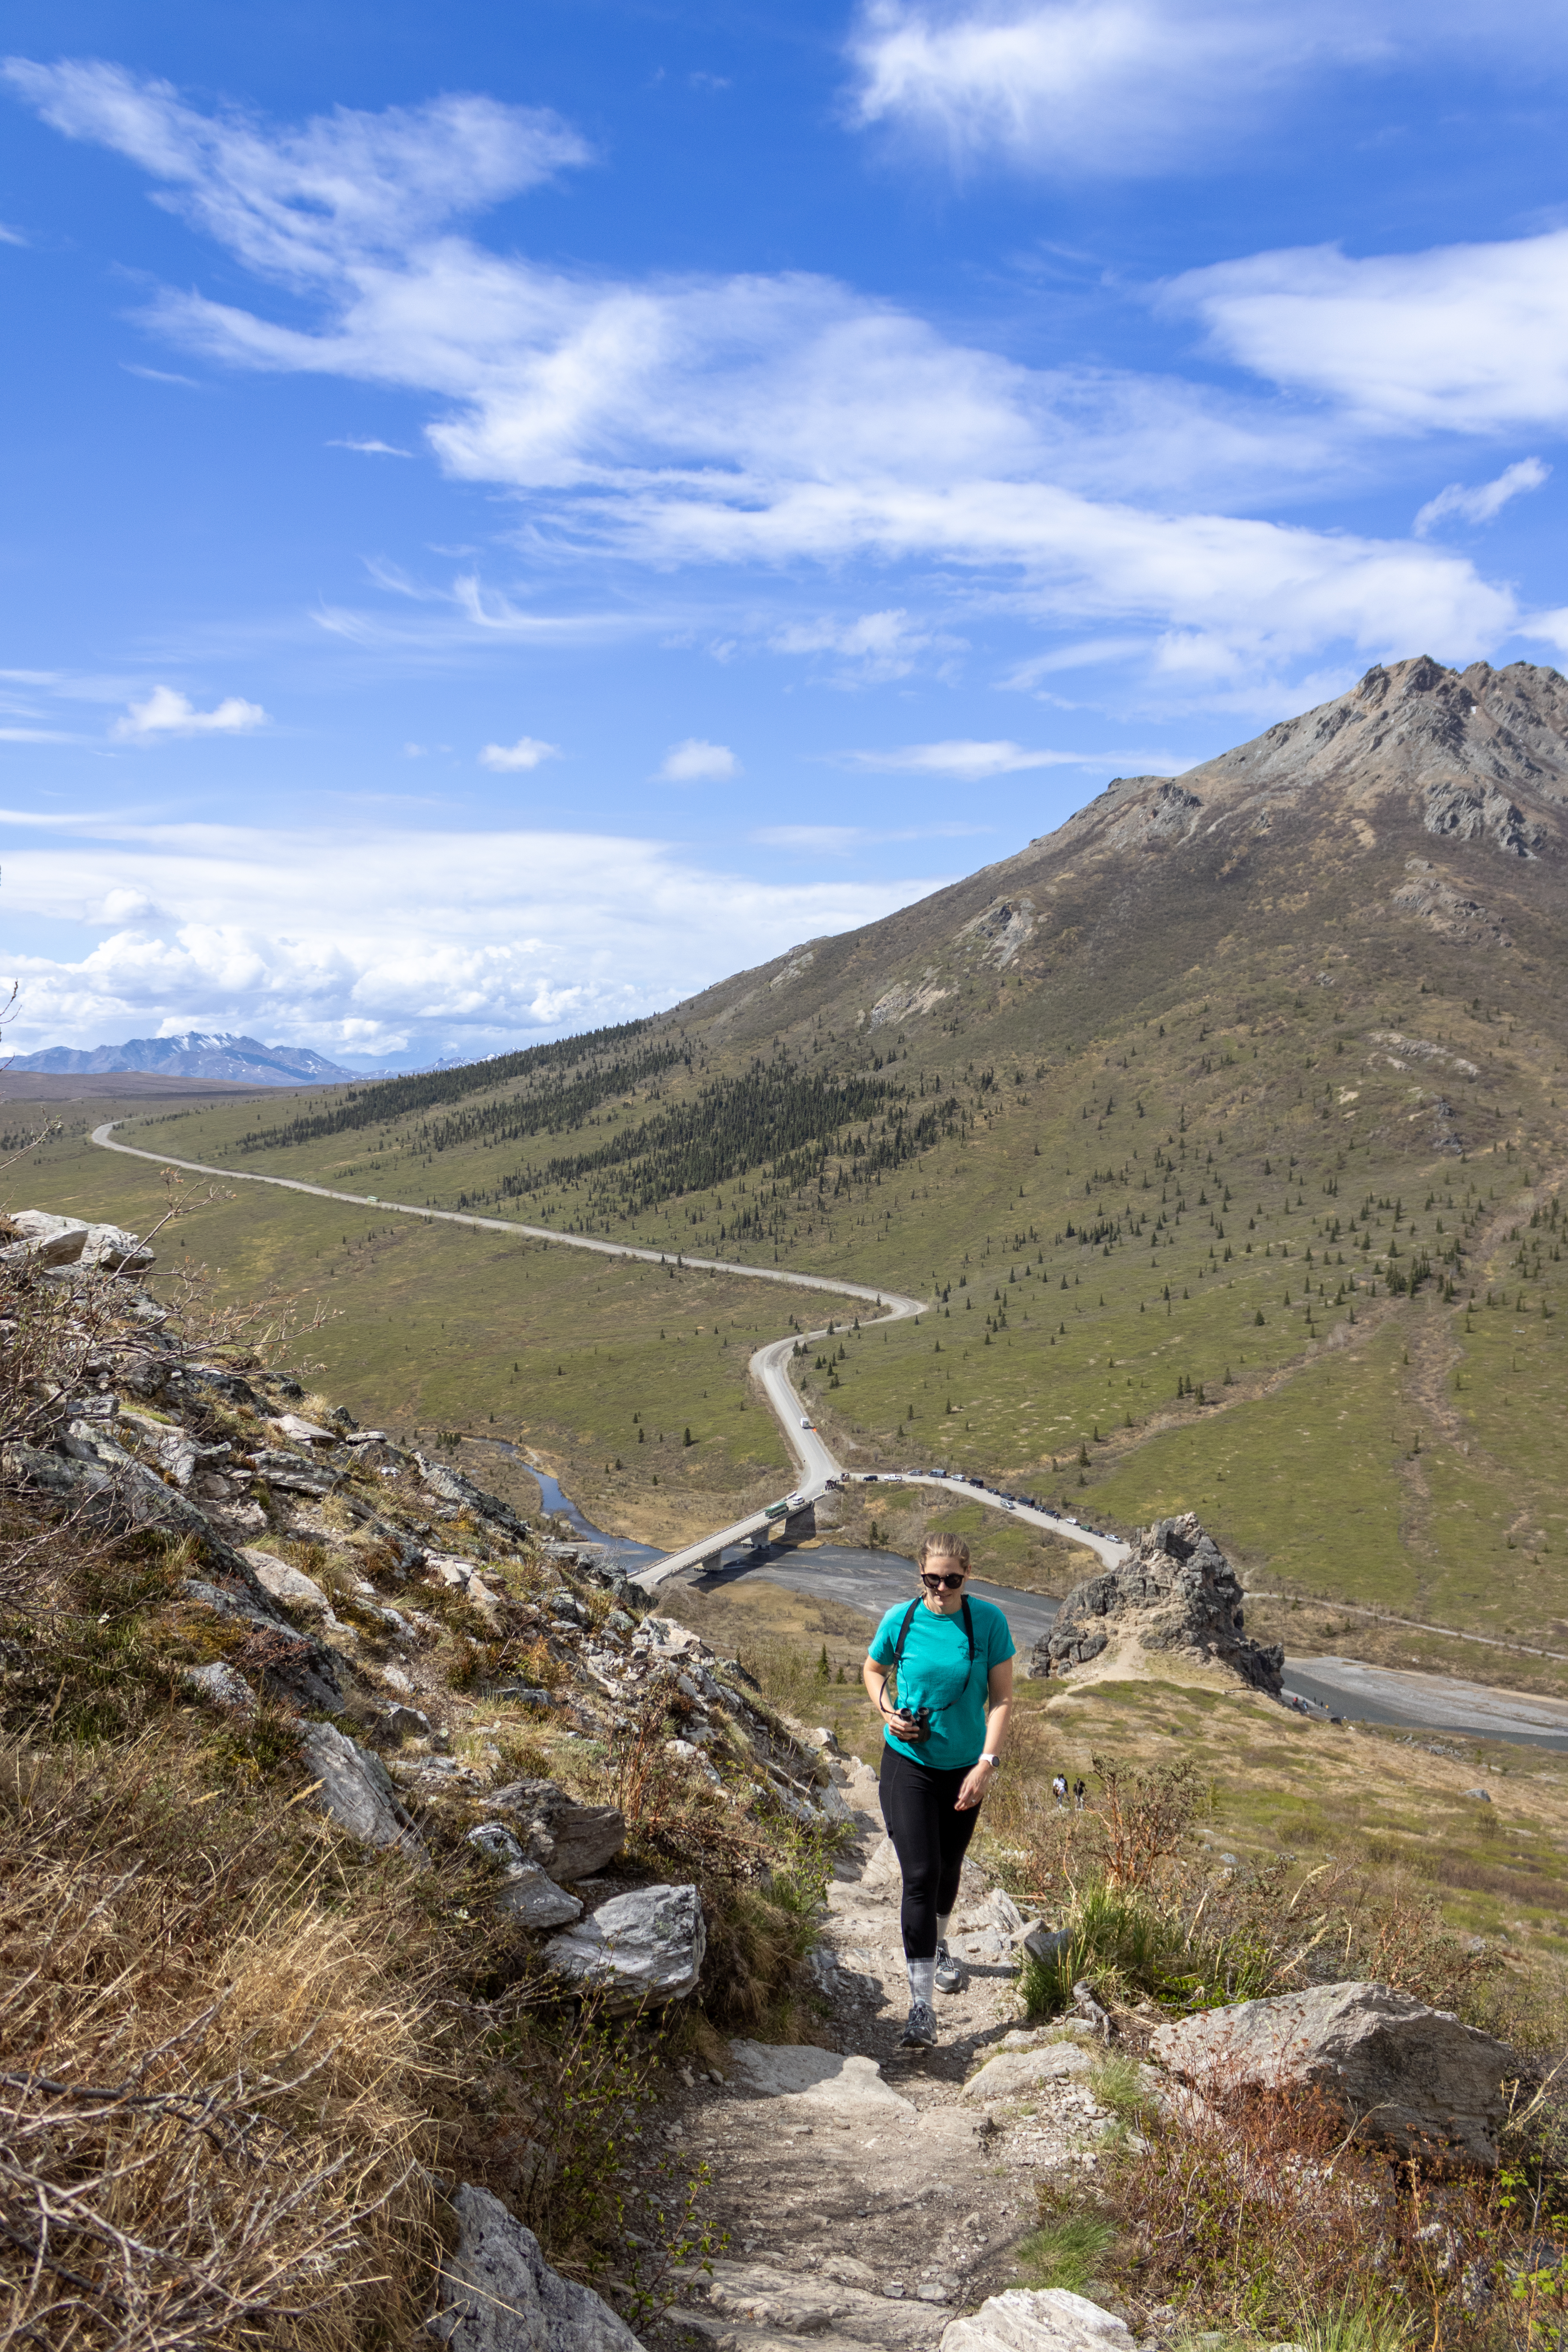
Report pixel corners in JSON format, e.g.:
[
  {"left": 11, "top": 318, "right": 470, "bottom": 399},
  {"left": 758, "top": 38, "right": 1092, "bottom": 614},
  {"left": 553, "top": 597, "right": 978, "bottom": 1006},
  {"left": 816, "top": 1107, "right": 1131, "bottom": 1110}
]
[{"left": 4, "top": 0, "right": 1568, "bottom": 1062}]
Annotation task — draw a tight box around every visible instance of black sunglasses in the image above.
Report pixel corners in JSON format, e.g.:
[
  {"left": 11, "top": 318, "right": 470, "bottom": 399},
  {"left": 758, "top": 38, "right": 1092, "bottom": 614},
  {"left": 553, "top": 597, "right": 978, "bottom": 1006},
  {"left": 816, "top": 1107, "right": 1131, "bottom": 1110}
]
[{"left": 921, "top": 1570, "right": 967, "bottom": 1590}]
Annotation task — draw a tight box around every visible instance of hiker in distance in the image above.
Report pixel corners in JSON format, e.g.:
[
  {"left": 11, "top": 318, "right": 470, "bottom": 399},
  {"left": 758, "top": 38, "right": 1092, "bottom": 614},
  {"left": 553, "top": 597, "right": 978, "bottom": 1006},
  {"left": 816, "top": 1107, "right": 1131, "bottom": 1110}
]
[{"left": 862, "top": 1531, "right": 1015, "bottom": 2051}]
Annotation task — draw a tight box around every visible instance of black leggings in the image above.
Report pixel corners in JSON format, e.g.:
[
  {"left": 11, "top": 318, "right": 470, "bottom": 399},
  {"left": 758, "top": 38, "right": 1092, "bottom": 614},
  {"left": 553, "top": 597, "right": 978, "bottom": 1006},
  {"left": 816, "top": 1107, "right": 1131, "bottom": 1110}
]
[{"left": 879, "top": 1742, "right": 981, "bottom": 1960}]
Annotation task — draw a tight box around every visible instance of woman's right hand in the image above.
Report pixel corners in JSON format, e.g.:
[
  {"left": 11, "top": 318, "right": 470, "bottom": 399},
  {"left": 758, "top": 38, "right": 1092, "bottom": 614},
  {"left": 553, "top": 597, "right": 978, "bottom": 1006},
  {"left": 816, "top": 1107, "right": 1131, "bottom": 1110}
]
[{"left": 883, "top": 1709, "right": 923, "bottom": 1740}]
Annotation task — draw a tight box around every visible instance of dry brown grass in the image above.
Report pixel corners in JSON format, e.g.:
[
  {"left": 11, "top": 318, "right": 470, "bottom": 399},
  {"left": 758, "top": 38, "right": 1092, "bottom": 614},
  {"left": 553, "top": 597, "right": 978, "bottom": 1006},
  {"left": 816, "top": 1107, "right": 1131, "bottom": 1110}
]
[{"left": 0, "top": 1731, "right": 451, "bottom": 2352}]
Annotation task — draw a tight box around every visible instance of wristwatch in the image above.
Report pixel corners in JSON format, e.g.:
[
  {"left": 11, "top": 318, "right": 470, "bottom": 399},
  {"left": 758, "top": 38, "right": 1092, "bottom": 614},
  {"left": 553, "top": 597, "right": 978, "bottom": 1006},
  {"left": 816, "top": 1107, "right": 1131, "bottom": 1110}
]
[{"left": 979, "top": 1753, "right": 1001, "bottom": 1771}]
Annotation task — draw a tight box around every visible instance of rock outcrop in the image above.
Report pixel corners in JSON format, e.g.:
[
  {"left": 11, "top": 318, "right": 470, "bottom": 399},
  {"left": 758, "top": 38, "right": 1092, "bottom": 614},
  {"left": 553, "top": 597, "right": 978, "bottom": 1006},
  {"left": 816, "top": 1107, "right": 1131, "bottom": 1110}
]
[
  {"left": 1031, "top": 1512, "right": 1283, "bottom": 1693},
  {"left": 1149, "top": 1978, "right": 1517, "bottom": 2170}
]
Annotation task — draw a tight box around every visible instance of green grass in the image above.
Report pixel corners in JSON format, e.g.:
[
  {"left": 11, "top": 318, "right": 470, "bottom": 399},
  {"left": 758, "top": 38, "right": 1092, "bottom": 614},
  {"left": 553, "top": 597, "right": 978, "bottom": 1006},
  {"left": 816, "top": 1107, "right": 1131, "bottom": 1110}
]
[{"left": 1014, "top": 2214, "right": 1118, "bottom": 2296}]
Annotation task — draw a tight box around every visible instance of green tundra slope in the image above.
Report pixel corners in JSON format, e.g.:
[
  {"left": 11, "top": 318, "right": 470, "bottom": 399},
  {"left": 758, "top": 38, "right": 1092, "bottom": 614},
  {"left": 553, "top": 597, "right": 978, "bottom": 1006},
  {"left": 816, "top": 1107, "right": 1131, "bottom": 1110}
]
[{"left": 64, "top": 657, "right": 1568, "bottom": 1661}]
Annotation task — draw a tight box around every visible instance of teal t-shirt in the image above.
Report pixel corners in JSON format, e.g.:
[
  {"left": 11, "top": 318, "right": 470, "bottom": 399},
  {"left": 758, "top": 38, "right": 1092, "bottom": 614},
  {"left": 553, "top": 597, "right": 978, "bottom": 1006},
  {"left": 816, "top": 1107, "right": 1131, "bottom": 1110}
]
[{"left": 869, "top": 1594, "right": 1015, "bottom": 1771}]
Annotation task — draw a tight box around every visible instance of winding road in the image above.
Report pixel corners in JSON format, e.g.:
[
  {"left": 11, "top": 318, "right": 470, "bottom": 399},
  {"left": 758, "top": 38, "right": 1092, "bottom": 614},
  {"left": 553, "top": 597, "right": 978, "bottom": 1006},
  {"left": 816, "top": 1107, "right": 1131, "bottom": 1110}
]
[
  {"left": 88, "top": 1118, "right": 1568, "bottom": 1748},
  {"left": 90, "top": 1118, "right": 1123, "bottom": 1590}
]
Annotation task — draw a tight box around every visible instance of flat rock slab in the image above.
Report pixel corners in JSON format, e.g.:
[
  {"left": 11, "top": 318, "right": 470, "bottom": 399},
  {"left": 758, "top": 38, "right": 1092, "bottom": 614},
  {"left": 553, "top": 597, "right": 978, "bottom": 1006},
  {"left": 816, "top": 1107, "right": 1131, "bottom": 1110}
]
[
  {"left": 545, "top": 1882, "right": 705, "bottom": 2009},
  {"left": 728, "top": 2042, "right": 914, "bottom": 2110},
  {"left": 686, "top": 2261, "right": 944, "bottom": 2347},
  {"left": 942, "top": 2290, "right": 1133, "bottom": 2352},
  {"left": 301, "top": 1721, "right": 425, "bottom": 1860},
  {"left": 962, "top": 2045, "right": 1097, "bottom": 2102}
]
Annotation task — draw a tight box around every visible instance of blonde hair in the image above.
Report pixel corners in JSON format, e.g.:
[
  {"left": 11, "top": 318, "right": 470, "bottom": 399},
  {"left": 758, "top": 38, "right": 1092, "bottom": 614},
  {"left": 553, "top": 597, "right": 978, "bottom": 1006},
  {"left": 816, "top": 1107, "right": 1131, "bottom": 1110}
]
[{"left": 916, "top": 1531, "right": 970, "bottom": 1573}]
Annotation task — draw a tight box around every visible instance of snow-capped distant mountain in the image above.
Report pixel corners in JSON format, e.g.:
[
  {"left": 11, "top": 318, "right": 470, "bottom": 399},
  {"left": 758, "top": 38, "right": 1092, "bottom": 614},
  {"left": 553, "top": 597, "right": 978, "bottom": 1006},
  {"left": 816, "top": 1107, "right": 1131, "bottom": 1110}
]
[{"left": 12, "top": 1032, "right": 360, "bottom": 1086}]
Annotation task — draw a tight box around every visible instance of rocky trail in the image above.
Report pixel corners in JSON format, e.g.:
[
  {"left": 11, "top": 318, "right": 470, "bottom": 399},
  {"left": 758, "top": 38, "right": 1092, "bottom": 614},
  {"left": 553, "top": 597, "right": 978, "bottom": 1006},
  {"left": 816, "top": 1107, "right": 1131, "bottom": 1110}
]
[{"left": 657, "top": 1749, "right": 1133, "bottom": 2352}]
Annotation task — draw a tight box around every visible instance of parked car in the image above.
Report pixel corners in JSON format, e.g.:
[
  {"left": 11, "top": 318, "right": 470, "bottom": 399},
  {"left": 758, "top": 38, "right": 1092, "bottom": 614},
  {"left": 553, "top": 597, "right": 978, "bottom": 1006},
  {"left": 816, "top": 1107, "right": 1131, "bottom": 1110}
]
[
  {"left": 969, "top": 1476, "right": 985, "bottom": 1488},
  {"left": 800, "top": 1416, "right": 813, "bottom": 1428}
]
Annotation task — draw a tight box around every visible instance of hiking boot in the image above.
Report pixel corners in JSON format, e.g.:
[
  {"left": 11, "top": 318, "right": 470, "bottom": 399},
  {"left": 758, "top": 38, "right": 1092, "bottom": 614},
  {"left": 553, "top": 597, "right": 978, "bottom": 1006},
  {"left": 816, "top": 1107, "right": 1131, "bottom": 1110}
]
[
  {"left": 934, "top": 1940, "right": 969, "bottom": 1994},
  {"left": 900, "top": 1998, "right": 939, "bottom": 2049}
]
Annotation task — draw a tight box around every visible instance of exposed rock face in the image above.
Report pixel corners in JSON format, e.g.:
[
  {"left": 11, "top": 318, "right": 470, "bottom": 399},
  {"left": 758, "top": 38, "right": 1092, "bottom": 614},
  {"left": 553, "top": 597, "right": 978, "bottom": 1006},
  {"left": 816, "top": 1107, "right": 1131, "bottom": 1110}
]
[
  {"left": 428, "top": 2182, "right": 647, "bottom": 2352},
  {"left": 1149, "top": 1979, "right": 1517, "bottom": 2170},
  {"left": 1031, "top": 1512, "right": 1282, "bottom": 1693},
  {"left": 544, "top": 1883, "right": 706, "bottom": 2009},
  {"left": 482, "top": 1778, "right": 626, "bottom": 1880}
]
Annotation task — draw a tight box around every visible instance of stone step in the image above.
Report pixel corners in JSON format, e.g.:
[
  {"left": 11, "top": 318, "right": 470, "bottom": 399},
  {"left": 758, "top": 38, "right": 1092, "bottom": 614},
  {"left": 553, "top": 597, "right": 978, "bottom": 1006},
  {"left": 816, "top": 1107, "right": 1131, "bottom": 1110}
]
[{"left": 672, "top": 2259, "right": 951, "bottom": 2348}]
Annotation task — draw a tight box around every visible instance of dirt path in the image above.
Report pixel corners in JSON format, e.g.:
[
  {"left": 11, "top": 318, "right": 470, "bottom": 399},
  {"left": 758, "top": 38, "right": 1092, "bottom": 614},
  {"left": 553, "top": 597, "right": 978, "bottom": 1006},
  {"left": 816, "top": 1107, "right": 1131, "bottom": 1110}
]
[{"left": 657, "top": 1755, "right": 1121, "bottom": 2352}]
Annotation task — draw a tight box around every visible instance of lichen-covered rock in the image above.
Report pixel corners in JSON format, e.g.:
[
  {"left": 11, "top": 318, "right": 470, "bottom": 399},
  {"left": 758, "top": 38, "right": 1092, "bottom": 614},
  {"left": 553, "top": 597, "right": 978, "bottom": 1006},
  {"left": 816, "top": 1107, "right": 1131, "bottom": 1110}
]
[
  {"left": 544, "top": 1883, "right": 705, "bottom": 2009},
  {"left": 1030, "top": 1512, "right": 1282, "bottom": 1693},
  {"left": 429, "top": 2182, "right": 644, "bottom": 2352},
  {"left": 1149, "top": 1978, "right": 1517, "bottom": 2169}
]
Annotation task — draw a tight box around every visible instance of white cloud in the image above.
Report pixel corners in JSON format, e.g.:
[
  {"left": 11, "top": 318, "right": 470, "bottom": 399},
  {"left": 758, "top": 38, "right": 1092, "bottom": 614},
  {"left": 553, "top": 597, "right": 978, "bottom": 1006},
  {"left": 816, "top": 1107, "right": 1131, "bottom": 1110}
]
[
  {"left": 846, "top": 3, "right": 1568, "bottom": 176},
  {"left": 329, "top": 435, "right": 412, "bottom": 456},
  {"left": 112, "top": 685, "right": 268, "bottom": 740},
  {"left": 1414, "top": 458, "right": 1550, "bottom": 537},
  {"left": 8, "top": 62, "right": 1543, "bottom": 683},
  {"left": 769, "top": 608, "right": 963, "bottom": 682},
  {"left": 842, "top": 738, "right": 1084, "bottom": 777},
  {"left": 0, "top": 221, "right": 26, "bottom": 244},
  {"left": 2, "top": 58, "right": 590, "bottom": 281},
  {"left": 657, "top": 737, "right": 740, "bottom": 782},
  {"left": 0, "top": 813, "right": 946, "bottom": 1055},
  {"left": 479, "top": 733, "right": 559, "bottom": 771},
  {"left": 1166, "top": 229, "right": 1568, "bottom": 434},
  {"left": 845, "top": 0, "right": 1379, "bottom": 174},
  {"left": 121, "top": 361, "right": 203, "bottom": 386}
]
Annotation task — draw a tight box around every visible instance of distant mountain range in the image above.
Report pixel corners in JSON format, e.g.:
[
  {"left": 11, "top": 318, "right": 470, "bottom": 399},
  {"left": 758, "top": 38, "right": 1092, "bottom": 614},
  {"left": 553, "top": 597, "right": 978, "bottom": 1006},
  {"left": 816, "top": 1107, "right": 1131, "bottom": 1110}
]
[{"left": 11, "top": 1031, "right": 399, "bottom": 1087}]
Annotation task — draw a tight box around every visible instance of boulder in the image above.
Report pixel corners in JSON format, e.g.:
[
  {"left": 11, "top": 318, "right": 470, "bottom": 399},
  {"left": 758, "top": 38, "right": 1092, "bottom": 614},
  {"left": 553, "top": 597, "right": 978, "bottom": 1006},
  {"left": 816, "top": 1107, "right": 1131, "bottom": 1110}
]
[
  {"left": 3, "top": 1211, "right": 90, "bottom": 1266},
  {"left": 80, "top": 1222, "right": 155, "bottom": 1272},
  {"left": 299, "top": 1722, "right": 426, "bottom": 1861},
  {"left": 429, "top": 2181, "right": 644, "bottom": 2352},
  {"left": 941, "top": 2289, "right": 1133, "bottom": 2352},
  {"left": 1032, "top": 1512, "right": 1282, "bottom": 1694},
  {"left": 1149, "top": 1979, "right": 1517, "bottom": 2169},
  {"left": 483, "top": 1779, "right": 625, "bottom": 1880},
  {"left": 466, "top": 1824, "right": 584, "bottom": 1929},
  {"left": 543, "top": 1884, "right": 705, "bottom": 2009},
  {"left": 241, "top": 1546, "right": 337, "bottom": 1619}
]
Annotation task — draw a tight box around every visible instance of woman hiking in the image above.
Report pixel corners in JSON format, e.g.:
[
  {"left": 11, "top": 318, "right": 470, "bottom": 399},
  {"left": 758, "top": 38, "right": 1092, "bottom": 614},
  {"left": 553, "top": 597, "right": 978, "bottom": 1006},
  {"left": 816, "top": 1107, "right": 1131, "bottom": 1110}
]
[{"left": 861, "top": 1531, "right": 1014, "bottom": 2049}]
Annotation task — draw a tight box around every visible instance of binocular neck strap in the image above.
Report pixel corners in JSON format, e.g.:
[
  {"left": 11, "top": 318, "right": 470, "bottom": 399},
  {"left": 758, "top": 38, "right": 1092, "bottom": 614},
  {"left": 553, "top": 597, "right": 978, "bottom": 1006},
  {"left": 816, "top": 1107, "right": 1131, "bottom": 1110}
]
[{"left": 893, "top": 1596, "right": 976, "bottom": 1673}]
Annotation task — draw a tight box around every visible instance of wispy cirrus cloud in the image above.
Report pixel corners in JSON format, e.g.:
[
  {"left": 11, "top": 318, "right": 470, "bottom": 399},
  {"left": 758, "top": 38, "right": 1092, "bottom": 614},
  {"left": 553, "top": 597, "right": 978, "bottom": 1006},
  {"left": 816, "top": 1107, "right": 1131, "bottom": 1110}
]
[
  {"left": 1165, "top": 229, "right": 1568, "bottom": 434},
  {"left": 5, "top": 58, "right": 1553, "bottom": 691},
  {"left": 840, "top": 737, "right": 1083, "bottom": 778},
  {"left": 329, "top": 435, "right": 413, "bottom": 456},
  {"left": 1415, "top": 459, "right": 1551, "bottom": 538},
  {"left": 844, "top": 2, "right": 1568, "bottom": 178}
]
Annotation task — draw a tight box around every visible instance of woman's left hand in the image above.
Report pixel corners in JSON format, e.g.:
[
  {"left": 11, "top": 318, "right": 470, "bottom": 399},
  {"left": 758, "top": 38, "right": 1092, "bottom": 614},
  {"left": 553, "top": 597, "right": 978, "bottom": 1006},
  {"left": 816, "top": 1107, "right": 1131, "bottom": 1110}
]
[{"left": 954, "top": 1763, "right": 993, "bottom": 1812}]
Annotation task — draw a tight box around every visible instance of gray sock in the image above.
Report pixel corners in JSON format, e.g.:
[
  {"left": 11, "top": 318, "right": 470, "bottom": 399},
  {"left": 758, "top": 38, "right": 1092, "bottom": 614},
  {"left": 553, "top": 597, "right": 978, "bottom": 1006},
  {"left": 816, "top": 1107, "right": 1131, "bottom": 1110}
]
[
  {"left": 936, "top": 1911, "right": 953, "bottom": 1949},
  {"left": 907, "top": 1957, "right": 936, "bottom": 2006}
]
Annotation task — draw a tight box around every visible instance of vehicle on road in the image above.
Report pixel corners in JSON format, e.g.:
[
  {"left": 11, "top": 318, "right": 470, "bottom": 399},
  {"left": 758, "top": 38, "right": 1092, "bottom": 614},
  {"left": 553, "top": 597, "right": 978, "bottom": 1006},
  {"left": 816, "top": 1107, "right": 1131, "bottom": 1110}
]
[
  {"left": 863, "top": 1472, "right": 879, "bottom": 1481},
  {"left": 785, "top": 1491, "right": 806, "bottom": 1510},
  {"left": 1002, "top": 1499, "right": 1016, "bottom": 1510},
  {"left": 800, "top": 1416, "right": 813, "bottom": 1428},
  {"left": 969, "top": 1476, "right": 985, "bottom": 1488}
]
